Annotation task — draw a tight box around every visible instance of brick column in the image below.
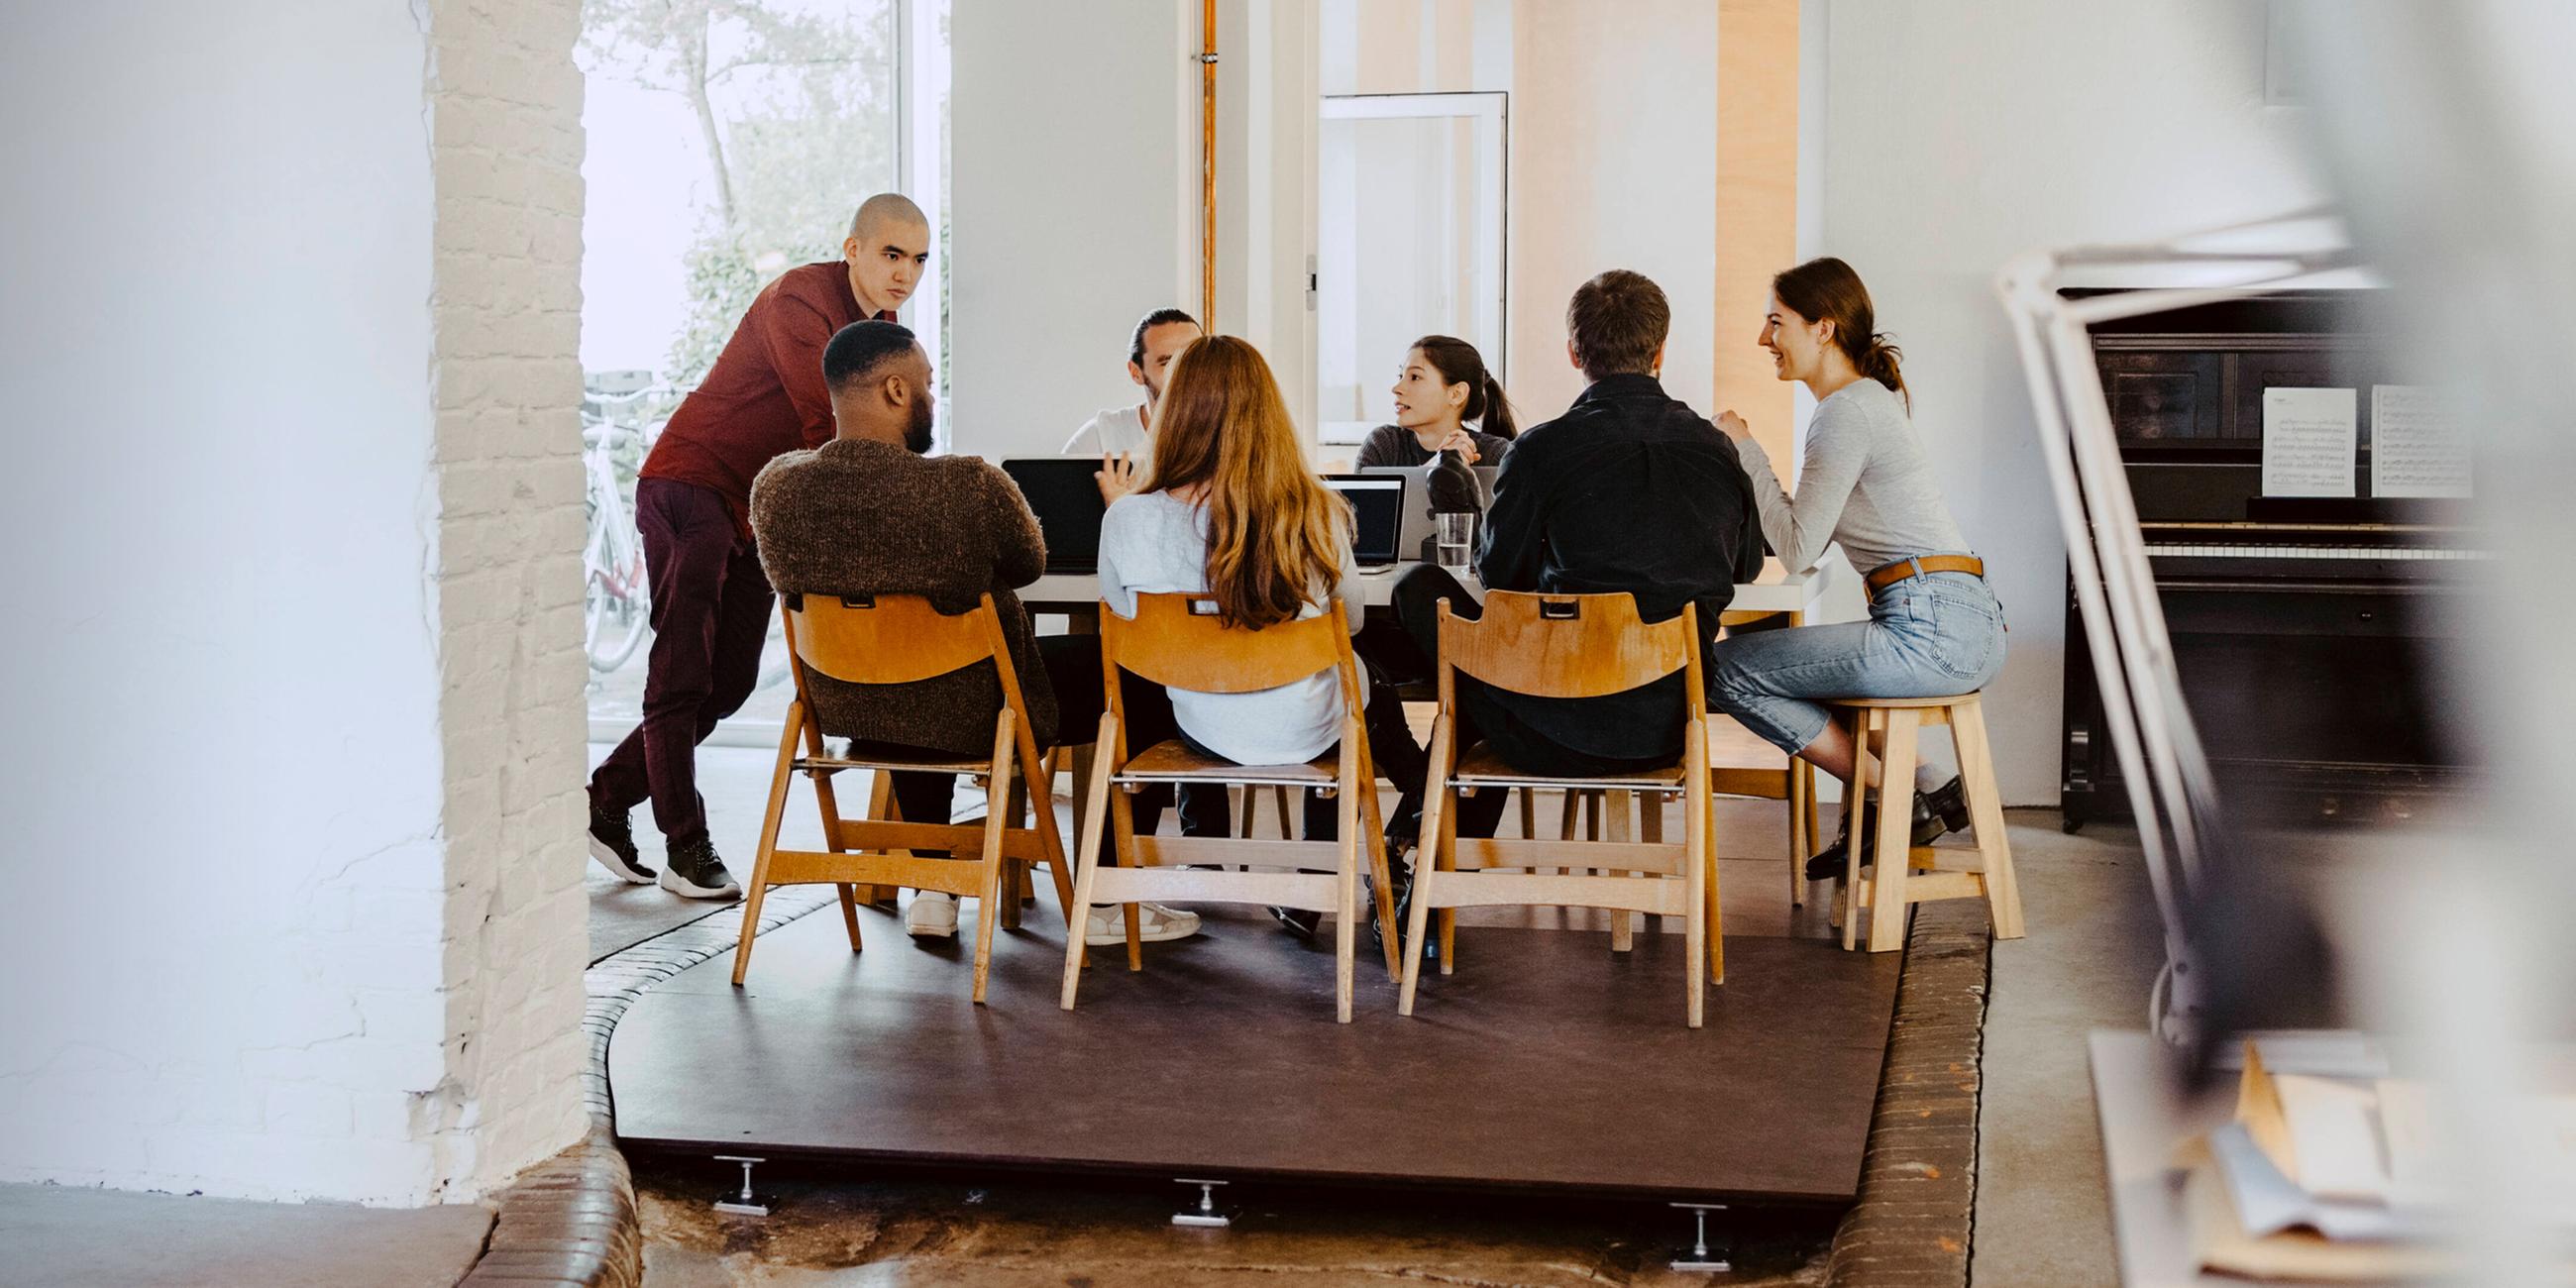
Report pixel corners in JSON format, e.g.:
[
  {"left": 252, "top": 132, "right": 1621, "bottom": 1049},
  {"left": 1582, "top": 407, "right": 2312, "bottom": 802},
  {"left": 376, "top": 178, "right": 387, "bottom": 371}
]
[{"left": 422, "top": 0, "right": 594, "bottom": 1198}]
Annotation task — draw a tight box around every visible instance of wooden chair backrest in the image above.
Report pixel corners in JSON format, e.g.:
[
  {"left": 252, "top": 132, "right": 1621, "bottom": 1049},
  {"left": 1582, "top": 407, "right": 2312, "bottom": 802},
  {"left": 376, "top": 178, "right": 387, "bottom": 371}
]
[
  {"left": 1441, "top": 590, "right": 1702, "bottom": 707},
  {"left": 1103, "top": 592, "right": 1354, "bottom": 697},
  {"left": 783, "top": 592, "right": 1004, "bottom": 686}
]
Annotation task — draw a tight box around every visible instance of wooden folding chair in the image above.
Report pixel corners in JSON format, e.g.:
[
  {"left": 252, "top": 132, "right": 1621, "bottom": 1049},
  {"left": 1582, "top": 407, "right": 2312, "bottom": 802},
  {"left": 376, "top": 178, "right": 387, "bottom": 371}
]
[
  {"left": 730, "top": 592, "right": 1076, "bottom": 1004},
  {"left": 1058, "top": 592, "right": 1400, "bottom": 1023},
  {"left": 1399, "top": 591, "right": 1718, "bottom": 1027}
]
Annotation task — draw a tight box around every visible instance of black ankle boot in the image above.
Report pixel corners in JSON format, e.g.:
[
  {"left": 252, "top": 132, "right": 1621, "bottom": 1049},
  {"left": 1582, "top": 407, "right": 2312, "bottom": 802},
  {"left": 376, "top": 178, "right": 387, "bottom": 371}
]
[{"left": 1803, "top": 788, "right": 1952, "bottom": 882}]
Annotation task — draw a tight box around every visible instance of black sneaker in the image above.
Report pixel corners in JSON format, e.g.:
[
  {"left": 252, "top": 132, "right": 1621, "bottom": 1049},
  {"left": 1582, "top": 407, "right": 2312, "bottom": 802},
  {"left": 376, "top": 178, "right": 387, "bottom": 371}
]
[
  {"left": 1921, "top": 776, "right": 1974, "bottom": 836},
  {"left": 588, "top": 805, "right": 656, "bottom": 884},
  {"left": 1271, "top": 906, "right": 1323, "bottom": 939},
  {"left": 1803, "top": 791, "right": 1952, "bottom": 882},
  {"left": 659, "top": 835, "right": 741, "bottom": 901}
]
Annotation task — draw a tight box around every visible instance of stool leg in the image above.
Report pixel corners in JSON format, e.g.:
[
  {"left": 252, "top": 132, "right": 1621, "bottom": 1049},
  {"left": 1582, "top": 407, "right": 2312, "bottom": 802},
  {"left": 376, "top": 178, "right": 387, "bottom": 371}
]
[
  {"left": 1951, "top": 699, "right": 2024, "bottom": 939},
  {"left": 1838, "top": 708, "right": 1871, "bottom": 951},
  {"left": 1787, "top": 755, "right": 1811, "bottom": 910},
  {"left": 1868, "top": 709, "right": 1921, "bottom": 953}
]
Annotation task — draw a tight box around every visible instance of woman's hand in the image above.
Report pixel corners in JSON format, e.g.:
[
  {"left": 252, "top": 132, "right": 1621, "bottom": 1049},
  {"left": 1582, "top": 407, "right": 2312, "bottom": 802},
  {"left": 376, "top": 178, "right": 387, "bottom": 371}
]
[
  {"left": 1716, "top": 410, "right": 1753, "bottom": 444},
  {"left": 1094, "top": 452, "right": 1140, "bottom": 503},
  {"left": 1434, "top": 426, "right": 1482, "bottom": 466}
]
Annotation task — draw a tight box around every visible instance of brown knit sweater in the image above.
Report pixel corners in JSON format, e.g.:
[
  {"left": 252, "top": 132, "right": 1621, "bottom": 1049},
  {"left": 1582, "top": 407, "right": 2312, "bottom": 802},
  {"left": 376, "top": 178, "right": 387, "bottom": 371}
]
[{"left": 748, "top": 438, "right": 1060, "bottom": 753}]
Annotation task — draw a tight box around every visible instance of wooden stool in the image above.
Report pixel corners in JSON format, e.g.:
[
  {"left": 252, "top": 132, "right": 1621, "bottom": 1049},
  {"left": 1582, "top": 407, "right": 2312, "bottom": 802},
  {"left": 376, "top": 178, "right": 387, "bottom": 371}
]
[{"left": 1826, "top": 694, "right": 2023, "bottom": 953}]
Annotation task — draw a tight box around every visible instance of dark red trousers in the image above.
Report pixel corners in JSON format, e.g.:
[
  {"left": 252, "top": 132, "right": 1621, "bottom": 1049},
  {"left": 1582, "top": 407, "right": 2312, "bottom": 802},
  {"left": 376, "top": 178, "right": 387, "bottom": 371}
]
[{"left": 589, "top": 478, "right": 775, "bottom": 847}]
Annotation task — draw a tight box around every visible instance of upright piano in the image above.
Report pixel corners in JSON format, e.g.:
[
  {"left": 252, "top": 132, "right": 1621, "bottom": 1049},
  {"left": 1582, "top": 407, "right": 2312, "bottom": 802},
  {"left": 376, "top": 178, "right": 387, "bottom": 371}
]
[{"left": 2059, "top": 291, "right": 2483, "bottom": 830}]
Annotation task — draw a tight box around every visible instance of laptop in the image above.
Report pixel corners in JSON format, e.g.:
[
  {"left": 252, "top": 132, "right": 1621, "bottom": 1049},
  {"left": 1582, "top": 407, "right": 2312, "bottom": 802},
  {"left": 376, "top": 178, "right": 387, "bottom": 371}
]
[
  {"left": 1360, "top": 463, "right": 1498, "bottom": 563},
  {"left": 1320, "top": 474, "right": 1408, "bottom": 571},
  {"left": 1000, "top": 458, "right": 1109, "bottom": 574}
]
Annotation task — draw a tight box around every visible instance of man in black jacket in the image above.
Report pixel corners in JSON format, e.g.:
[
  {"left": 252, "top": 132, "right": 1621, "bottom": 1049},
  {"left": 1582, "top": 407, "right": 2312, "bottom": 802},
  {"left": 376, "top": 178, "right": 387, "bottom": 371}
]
[{"left": 1394, "top": 269, "right": 1765, "bottom": 839}]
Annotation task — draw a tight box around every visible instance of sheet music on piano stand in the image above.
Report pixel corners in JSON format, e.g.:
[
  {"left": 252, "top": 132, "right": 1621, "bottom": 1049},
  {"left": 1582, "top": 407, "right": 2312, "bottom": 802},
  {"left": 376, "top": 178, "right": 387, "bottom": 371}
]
[{"left": 1993, "top": 212, "right": 2368, "bottom": 1051}]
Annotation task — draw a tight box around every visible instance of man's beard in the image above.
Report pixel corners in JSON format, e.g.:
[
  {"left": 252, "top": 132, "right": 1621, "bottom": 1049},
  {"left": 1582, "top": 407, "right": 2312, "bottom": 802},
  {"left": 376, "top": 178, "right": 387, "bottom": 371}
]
[{"left": 904, "top": 394, "right": 935, "bottom": 454}]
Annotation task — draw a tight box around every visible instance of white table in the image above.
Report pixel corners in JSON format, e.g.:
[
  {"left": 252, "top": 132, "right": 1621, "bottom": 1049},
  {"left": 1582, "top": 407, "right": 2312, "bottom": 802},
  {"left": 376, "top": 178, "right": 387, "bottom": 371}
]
[{"left": 1023, "top": 556, "right": 1835, "bottom": 619}]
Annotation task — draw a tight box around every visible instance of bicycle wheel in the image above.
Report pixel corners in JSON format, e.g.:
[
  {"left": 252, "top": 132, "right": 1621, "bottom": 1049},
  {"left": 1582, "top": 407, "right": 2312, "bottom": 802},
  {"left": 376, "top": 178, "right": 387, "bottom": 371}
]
[{"left": 586, "top": 565, "right": 650, "bottom": 673}]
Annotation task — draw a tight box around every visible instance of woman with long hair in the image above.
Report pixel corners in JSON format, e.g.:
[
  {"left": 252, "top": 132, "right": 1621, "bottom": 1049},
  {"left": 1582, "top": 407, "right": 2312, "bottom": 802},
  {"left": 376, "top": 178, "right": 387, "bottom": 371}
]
[
  {"left": 1098, "top": 335, "right": 1430, "bottom": 933},
  {"left": 1708, "top": 257, "right": 2006, "bottom": 878}
]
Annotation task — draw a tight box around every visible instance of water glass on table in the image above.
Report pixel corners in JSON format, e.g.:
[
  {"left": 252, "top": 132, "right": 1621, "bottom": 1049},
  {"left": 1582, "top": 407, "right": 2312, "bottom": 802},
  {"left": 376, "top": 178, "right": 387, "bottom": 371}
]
[{"left": 1435, "top": 511, "right": 1476, "bottom": 572}]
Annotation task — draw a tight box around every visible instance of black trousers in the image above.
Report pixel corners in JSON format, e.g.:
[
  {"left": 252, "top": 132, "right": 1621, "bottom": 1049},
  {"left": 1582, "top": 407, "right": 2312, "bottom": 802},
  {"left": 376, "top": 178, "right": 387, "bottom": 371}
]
[
  {"left": 1175, "top": 656, "right": 1430, "bottom": 846},
  {"left": 883, "top": 634, "right": 1229, "bottom": 839},
  {"left": 1389, "top": 564, "right": 1674, "bottom": 838}
]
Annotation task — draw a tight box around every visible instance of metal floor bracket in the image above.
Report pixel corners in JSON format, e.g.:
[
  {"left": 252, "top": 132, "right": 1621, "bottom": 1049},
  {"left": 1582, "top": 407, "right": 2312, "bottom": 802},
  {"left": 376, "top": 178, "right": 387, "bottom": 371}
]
[
  {"left": 1171, "top": 1177, "right": 1232, "bottom": 1228},
  {"left": 713, "top": 1154, "right": 770, "bottom": 1217},
  {"left": 1668, "top": 1201, "right": 1732, "bottom": 1272}
]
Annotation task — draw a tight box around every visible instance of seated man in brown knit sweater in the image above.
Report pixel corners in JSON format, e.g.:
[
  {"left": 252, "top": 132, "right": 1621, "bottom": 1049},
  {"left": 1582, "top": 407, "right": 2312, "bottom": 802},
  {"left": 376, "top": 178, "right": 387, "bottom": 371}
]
[{"left": 748, "top": 320, "right": 1200, "bottom": 945}]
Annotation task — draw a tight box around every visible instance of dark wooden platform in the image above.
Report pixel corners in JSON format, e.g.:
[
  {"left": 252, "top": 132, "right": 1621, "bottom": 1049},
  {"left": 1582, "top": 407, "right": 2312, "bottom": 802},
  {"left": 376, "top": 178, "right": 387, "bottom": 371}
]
[{"left": 609, "top": 903, "right": 1901, "bottom": 1204}]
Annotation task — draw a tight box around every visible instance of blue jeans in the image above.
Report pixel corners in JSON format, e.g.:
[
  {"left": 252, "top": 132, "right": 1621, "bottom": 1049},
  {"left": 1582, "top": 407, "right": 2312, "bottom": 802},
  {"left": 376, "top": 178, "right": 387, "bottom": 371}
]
[{"left": 1707, "top": 565, "right": 2006, "bottom": 755}]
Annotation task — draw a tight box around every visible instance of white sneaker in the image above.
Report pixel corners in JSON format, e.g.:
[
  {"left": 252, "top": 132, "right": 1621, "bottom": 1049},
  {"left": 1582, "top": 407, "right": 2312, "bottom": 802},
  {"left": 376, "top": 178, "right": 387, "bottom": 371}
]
[
  {"left": 1084, "top": 902, "right": 1201, "bottom": 946},
  {"left": 905, "top": 892, "right": 959, "bottom": 938}
]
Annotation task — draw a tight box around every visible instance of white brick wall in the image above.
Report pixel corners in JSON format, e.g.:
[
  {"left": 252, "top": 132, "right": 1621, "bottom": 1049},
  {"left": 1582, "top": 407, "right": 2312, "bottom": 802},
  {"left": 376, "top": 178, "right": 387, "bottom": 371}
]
[{"left": 421, "top": 0, "right": 592, "bottom": 1199}]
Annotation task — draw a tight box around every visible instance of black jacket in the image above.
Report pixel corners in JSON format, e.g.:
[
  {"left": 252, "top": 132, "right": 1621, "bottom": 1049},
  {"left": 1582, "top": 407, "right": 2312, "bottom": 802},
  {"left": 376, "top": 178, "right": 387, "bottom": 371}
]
[{"left": 1471, "top": 374, "right": 1765, "bottom": 762}]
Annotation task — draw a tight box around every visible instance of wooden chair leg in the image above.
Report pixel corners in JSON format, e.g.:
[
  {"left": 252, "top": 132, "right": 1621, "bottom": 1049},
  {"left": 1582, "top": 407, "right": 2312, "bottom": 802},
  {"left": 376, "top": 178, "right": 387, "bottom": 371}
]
[
  {"left": 808, "top": 743, "right": 872, "bottom": 931},
  {"left": 1273, "top": 785, "right": 1295, "bottom": 838},
  {"left": 1518, "top": 787, "right": 1537, "bottom": 839},
  {"left": 1605, "top": 790, "right": 1637, "bottom": 953},
  {"left": 1685, "top": 727, "right": 1709, "bottom": 1028},
  {"left": 1867, "top": 709, "right": 1922, "bottom": 954},
  {"left": 1399, "top": 761, "right": 1452, "bottom": 1017},
  {"left": 733, "top": 704, "right": 805, "bottom": 986},
  {"left": 1950, "top": 700, "right": 2025, "bottom": 939},
  {"left": 1020, "top": 741, "right": 1080, "bottom": 923},
  {"left": 1060, "top": 717, "right": 1119, "bottom": 1009},
  {"left": 1707, "top": 787, "right": 1726, "bottom": 985},
  {"left": 1437, "top": 782, "right": 1459, "bottom": 972},
  {"left": 1334, "top": 754, "right": 1359, "bottom": 1024},
  {"left": 998, "top": 778, "right": 1029, "bottom": 931},
  {"left": 969, "top": 717, "right": 1017, "bottom": 1005}
]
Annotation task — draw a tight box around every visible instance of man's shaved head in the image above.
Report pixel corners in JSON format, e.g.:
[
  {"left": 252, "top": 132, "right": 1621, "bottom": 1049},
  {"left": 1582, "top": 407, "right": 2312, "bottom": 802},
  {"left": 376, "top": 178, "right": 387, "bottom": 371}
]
[
  {"left": 841, "top": 192, "right": 931, "bottom": 317},
  {"left": 850, "top": 192, "right": 927, "bottom": 241}
]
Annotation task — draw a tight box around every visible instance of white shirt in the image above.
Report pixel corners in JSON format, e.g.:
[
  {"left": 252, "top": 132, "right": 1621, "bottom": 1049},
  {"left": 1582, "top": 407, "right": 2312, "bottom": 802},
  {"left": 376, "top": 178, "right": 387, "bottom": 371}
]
[
  {"left": 1096, "top": 490, "right": 1365, "bottom": 766},
  {"left": 1062, "top": 403, "right": 1150, "bottom": 457}
]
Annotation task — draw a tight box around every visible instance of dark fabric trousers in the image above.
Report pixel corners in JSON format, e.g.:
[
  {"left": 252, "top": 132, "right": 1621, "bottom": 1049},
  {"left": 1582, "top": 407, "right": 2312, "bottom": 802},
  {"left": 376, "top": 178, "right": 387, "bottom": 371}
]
[
  {"left": 590, "top": 478, "right": 775, "bottom": 847},
  {"left": 884, "top": 635, "right": 1230, "bottom": 840},
  {"left": 1389, "top": 564, "right": 1674, "bottom": 838},
  {"left": 1173, "top": 659, "right": 1430, "bottom": 845}
]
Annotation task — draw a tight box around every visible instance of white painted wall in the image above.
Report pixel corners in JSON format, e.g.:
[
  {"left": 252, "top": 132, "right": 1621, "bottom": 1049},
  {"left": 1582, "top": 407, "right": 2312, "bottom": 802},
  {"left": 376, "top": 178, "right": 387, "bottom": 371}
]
[
  {"left": 0, "top": 0, "right": 450, "bottom": 1202},
  {"left": 948, "top": 0, "right": 1196, "bottom": 460},
  {"left": 0, "top": 0, "right": 590, "bottom": 1204},
  {"left": 1814, "top": 0, "right": 2325, "bottom": 803}
]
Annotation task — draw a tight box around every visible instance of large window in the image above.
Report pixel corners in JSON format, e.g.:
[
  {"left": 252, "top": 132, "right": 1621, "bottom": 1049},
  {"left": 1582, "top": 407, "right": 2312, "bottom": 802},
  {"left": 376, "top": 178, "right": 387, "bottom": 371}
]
[
  {"left": 1316, "top": 92, "right": 1508, "bottom": 446},
  {"left": 577, "top": 0, "right": 947, "bottom": 743}
]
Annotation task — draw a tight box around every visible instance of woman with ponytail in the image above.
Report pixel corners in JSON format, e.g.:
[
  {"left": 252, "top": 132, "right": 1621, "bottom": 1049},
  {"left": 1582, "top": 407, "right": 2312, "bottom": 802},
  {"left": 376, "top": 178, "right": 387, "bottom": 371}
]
[
  {"left": 1708, "top": 257, "right": 2006, "bottom": 879},
  {"left": 1360, "top": 335, "right": 1517, "bottom": 467}
]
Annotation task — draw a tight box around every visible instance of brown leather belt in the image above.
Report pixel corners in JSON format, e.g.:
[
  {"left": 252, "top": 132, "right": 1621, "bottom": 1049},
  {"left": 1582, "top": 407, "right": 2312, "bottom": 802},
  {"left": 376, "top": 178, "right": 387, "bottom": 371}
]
[{"left": 1865, "top": 554, "right": 1986, "bottom": 597}]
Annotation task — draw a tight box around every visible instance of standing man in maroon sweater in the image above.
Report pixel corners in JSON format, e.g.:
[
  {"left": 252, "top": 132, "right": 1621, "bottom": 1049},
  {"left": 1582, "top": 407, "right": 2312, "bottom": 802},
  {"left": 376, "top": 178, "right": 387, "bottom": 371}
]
[{"left": 589, "top": 193, "right": 930, "bottom": 899}]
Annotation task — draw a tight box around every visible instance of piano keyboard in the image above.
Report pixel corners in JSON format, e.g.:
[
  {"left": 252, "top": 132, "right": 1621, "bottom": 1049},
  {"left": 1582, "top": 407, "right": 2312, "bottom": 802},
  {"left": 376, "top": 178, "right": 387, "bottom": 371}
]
[{"left": 2144, "top": 544, "right": 2487, "bottom": 561}]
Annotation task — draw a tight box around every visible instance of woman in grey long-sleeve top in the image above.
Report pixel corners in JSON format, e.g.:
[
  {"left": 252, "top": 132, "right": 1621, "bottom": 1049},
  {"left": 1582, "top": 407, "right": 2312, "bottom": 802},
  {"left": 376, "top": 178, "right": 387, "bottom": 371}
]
[{"left": 1706, "top": 258, "right": 2007, "bottom": 877}]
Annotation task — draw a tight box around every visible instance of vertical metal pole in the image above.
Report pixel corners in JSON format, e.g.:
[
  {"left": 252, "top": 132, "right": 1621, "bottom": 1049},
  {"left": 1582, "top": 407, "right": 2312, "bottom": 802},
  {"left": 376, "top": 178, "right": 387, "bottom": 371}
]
[{"left": 1200, "top": 0, "right": 1218, "bottom": 327}]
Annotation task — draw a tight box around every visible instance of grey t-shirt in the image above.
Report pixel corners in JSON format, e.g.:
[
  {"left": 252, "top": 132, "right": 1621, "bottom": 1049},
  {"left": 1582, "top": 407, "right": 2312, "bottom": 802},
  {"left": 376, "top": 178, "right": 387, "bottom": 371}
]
[
  {"left": 1735, "top": 378, "right": 1969, "bottom": 576},
  {"left": 1096, "top": 490, "right": 1364, "bottom": 765}
]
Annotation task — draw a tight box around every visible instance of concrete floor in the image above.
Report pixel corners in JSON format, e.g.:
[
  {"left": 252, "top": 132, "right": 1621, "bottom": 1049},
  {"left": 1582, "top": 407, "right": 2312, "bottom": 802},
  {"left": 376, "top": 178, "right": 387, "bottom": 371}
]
[
  {"left": 0, "top": 1184, "right": 494, "bottom": 1288},
  {"left": 617, "top": 744, "right": 2168, "bottom": 1286}
]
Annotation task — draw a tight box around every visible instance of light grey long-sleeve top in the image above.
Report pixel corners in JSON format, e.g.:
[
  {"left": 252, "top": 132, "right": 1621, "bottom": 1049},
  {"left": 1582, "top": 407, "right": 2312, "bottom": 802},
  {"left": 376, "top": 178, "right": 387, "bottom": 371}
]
[
  {"left": 1734, "top": 377, "right": 1969, "bottom": 576},
  {"left": 1097, "top": 489, "right": 1364, "bottom": 765}
]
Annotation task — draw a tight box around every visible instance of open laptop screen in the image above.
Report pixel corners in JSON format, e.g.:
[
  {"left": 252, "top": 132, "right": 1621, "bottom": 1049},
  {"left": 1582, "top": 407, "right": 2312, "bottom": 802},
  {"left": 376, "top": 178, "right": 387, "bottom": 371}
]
[
  {"left": 1320, "top": 475, "right": 1407, "bottom": 569},
  {"left": 1000, "top": 458, "right": 1108, "bottom": 574}
]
